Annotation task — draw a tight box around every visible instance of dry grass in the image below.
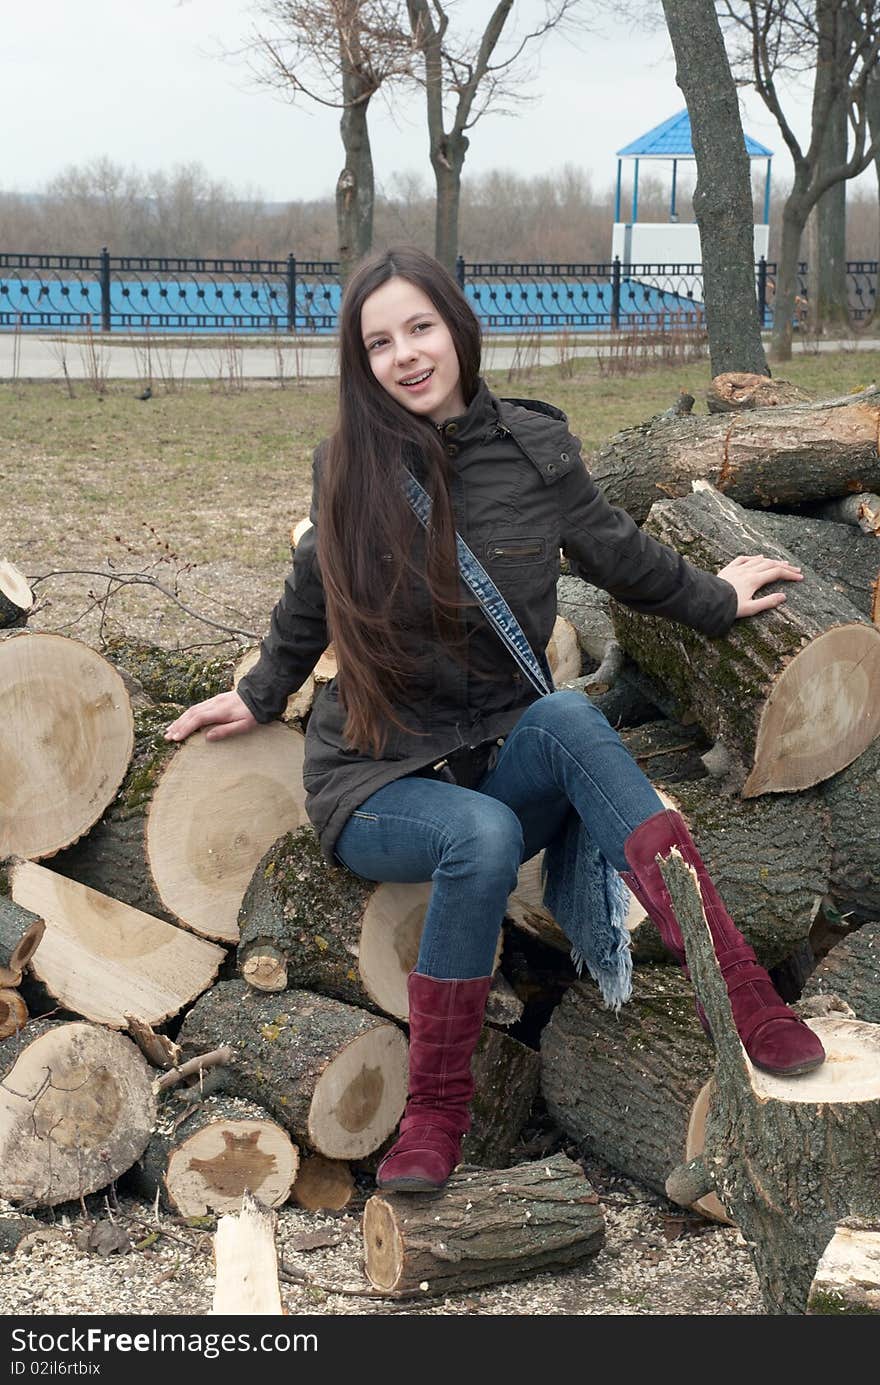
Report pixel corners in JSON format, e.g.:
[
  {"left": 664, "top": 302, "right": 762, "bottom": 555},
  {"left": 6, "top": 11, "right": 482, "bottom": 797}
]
[{"left": 2, "top": 349, "right": 878, "bottom": 650}]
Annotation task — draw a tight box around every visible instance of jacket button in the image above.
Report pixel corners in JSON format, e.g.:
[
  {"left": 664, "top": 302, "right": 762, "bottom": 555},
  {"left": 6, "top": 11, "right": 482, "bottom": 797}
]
[
  {"left": 560, "top": 452, "right": 569, "bottom": 462},
  {"left": 446, "top": 443, "right": 459, "bottom": 456},
  {"left": 546, "top": 462, "right": 557, "bottom": 473},
  {"left": 446, "top": 422, "right": 459, "bottom": 435}
]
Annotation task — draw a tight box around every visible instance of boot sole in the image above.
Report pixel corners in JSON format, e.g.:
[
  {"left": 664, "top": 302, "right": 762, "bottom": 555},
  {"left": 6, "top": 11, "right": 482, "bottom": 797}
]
[
  {"left": 752, "top": 1054, "right": 825, "bottom": 1077},
  {"left": 375, "top": 1176, "right": 446, "bottom": 1193}
]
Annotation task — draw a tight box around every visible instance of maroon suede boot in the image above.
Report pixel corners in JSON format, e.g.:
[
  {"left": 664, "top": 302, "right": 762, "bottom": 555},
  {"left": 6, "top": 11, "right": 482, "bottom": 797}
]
[
  {"left": 622, "top": 809, "right": 825, "bottom": 1077},
  {"left": 375, "top": 972, "right": 493, "bottom": 1193}
]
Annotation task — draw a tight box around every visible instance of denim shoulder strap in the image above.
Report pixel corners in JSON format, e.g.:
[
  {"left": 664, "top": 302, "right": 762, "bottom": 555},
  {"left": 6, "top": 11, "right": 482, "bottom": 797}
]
[{"left": 403, "top": 468, "right": 554, "bottom": 698}]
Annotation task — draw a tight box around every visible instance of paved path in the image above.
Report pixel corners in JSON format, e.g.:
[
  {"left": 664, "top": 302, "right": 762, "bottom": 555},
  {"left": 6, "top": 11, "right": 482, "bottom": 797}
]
[{"left": 2, "top": 331, "right": 879, "bottom": 382}]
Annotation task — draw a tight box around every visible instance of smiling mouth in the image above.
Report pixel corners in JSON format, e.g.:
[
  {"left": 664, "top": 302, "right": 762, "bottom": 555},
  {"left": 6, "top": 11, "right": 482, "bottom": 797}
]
[{"left": 399, "top": 368, "right": 433, "bottom": 386}]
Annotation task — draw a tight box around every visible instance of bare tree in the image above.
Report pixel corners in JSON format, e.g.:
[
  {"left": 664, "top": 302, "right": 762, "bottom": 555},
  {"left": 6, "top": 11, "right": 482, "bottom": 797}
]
[
  {"left": 248, "top": 1, "right": 416, "bottom": 275},
  {"left": 721, "top": 0, "right": 880, "bottom": 359},
  {"left": 405, "top": 0, "right": 583, "bottom": 272},
  {"left": 661, "top": 0, "right": 769, "bottom": 375}
]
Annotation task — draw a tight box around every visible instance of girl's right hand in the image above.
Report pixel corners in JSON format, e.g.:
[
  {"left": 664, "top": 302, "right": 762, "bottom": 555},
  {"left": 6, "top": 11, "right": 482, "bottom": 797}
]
[{"left": 164, "top": 690, "right": 259, "bottom": 744}]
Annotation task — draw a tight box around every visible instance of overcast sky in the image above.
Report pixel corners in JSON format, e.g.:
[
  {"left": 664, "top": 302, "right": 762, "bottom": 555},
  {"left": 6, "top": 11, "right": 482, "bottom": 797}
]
[{"left": 4, "top": 0, "right": 840, "bottom": 207}]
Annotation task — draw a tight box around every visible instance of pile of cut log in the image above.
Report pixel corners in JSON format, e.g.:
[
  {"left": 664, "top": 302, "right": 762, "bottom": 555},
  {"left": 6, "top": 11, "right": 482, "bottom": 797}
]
[{"left": 2, "top": 375, "right": 880, "bottom": 1314}]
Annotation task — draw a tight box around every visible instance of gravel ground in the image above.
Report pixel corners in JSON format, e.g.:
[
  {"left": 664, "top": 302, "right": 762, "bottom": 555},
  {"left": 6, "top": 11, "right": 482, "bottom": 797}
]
[{"left": 0, "top": 1155, "right": 763, "bottom": 1318}]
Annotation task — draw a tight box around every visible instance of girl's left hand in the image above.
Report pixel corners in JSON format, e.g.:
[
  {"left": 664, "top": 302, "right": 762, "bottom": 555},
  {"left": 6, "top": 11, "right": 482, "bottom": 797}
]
[{"left": 716, "top": 554, "right": 804, "bottom": 618}]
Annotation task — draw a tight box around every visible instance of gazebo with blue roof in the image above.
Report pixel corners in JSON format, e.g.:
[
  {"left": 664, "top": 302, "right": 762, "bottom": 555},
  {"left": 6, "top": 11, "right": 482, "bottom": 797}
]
[
  {"left": 614, "top": 109, "right": 773, "bottom": 226},
  {"left": 611, "top": 109, "right": 773, "bottom": 282}
]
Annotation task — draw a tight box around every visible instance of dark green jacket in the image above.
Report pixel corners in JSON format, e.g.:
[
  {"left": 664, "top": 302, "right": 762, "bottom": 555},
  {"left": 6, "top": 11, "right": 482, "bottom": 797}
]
[{"left": 237, "top": 381, "right": 737, "bottom": 863}]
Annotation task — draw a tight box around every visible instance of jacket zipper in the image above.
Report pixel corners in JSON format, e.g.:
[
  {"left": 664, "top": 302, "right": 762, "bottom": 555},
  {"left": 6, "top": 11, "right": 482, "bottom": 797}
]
[{"left": 489, "top": 541, "right": 544, "bottom": 559}]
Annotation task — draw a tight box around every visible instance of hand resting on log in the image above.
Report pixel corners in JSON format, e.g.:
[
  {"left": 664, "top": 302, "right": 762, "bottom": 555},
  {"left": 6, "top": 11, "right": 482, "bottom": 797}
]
[{"left": 165, "top": 689, "right": 257, "bottom": 743}]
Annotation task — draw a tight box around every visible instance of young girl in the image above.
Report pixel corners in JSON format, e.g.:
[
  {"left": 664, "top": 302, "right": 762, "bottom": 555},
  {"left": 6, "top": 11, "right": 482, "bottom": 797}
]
[{"left": 165, "top": 247, "right": 824, "bottom": 1194}]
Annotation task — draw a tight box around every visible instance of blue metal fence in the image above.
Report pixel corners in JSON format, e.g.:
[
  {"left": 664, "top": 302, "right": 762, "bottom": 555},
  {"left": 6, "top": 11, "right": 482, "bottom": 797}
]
[{"left": 0, "top": 250, "right": 874, "bottom": 333}]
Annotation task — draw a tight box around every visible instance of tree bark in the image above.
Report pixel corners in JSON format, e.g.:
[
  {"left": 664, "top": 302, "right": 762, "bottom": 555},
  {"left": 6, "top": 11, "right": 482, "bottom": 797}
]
[
  {"left": 540, "top": 968, "right": 725, "bottom": 1220},
  {"left": 0, "top": 561, "right": 33, "bottom": 628},
  {"left": 738, "top": 509, "right": 880, "bottom": 623},
  {"left": 336, "top": 49, "right": 375, "bottom": 279},
  {"left": 462, "top": 1026, "right": 540, "bottom": 1168},
  {"left": 802, "top": 921, "right": 880, "bottom": 1023},
  {"left": 810, "top": 99, "right": 850, "bottom": 331},
  {"left": 820, "top": 734, "right": 880, "bottom": 918},
  {"left": 610, "top": 485, "right": 880, "bottom": 795},
  {"left": 770, "top": 193, "right": 810, "bottom": 361},
  {"left": 659, "top": 851, "right": 880, "bottom": 1314},
  {"left": 589, "top": 387, "right": 880, "bottom": 526},
  {"left": 177, "top": 980, "right": 409, "bottom": 1160},
  {"left": 362, "top": 1153, "right": 604, "bottom": 1297},
  {"left": 661, "top": 0, "right": 768, "bottom": 375}
]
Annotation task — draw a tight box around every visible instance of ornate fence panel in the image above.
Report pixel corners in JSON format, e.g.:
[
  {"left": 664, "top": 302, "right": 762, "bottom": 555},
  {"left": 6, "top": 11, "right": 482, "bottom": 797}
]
[
  {"left": 0, "top": 250, "right": 876, "bottom": 333},
  {"left": 0, "top": 253, "right": 344, "bottom": 334}
]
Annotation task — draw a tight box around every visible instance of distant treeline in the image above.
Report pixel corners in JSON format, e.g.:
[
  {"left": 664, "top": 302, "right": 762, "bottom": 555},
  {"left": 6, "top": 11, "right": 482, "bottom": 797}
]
[{"left": 2, "top": 158, "right": 879, "bottom": 263}]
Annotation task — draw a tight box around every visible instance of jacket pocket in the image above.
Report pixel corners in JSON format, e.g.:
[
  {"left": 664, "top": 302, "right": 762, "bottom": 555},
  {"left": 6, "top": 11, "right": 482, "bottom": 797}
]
[{"left": 485, "top": 536, "right": 547, "bottom": 566}]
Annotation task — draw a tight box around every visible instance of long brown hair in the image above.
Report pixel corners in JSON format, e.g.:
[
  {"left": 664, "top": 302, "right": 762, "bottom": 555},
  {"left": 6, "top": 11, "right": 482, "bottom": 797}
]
[{"left": 317, "top": 246, "right": 482, "bottom": 757}]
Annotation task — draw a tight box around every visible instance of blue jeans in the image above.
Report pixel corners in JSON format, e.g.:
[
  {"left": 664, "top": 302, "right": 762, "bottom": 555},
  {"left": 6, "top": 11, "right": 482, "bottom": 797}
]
[{"left": 333, "top": 691, "right": 663, "bottom": 980}]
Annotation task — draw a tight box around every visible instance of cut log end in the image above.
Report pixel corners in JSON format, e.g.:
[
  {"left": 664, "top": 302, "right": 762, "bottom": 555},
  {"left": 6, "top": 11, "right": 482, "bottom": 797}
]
[
  {"left": 0, "top": 989, "right": 27, "bottom": 1040},
  {"left": 0, "top": 561, "right": 34, "bottom": 629},
  {"left": 307, "top": 1024, "right": 409, "bottom": 1160},
  {"left": 290, "top": 1153, "right": 354, "bottom": 1211},
  {"left": 362, "top": 1195, "right": 404, "bottom": 1293},
  {"left": 0, "top": 633, "right": 134, "bottom": 860},
  {"left": 146, "top": 724, "right": 309, "bottom": 942},
  {"left": 748, "top": 1016, "right": 880, "bottom": 1105},
  {"left": 745, "top": 624, "right": 880, "bottom": 796},
  {"left": 0, "top": 1022, "right": 155, "bottom": 1207},
  {"left": 241, "top": 946, "right": 289, "bottom": 993},
  {"left": 167, "top": 1118, "right": 299, "bottom": 1217}
]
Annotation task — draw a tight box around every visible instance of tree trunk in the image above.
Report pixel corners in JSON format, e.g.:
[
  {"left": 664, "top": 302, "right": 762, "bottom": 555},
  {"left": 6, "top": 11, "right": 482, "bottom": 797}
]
[
  {"left": 802, "top": 921, "right": 880, "bottom": 1023},
  {"left": 0, "top": 1020, "right": 156, "bottom": 1208},
  {"left": 336, "top": 91, "right": 375, "bottom": 279},
  {"left": 771, "top": 194, "right": 810, "bottom": 361},
  {"left": 362, "top": 1154, "right": 604, "bottom": 1297},
  {"left": 237, "top": 825, "right": 438, "bottom": 1017},
  {"left": 177, "top": 980, "right": 409, "bottom": 1161},
  {"left": 49, "top": 703, "right": 179, "bottom": 923},
  {"left": 661, "top": 0, "right": 768, "bottom": 375},
  {"left": 811, "top": 103, "right": 849, "bottom": 331},
  {"left": 610, "top": 486, "right": 880, "bottom": 795},
  {"left": 433, "top": 135, "right": 467, "bottom": 274},
  {"left": 659, "top": 851, "right": 880, "bottom": 1314},
  {"left": 589, "top": 387, "right": 880, "bottom": 526},
  {"left": 541, "top": 968, "right": 725, "bottom": 1219}
]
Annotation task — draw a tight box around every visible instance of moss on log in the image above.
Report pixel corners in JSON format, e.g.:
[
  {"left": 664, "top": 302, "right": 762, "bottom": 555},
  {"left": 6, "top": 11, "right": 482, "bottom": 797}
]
[
  {"left": 50, "top": 703, "right": 180, "bottom": 921},
  {"left": 102, "top": 638, "right": 240, "bottom": 705}
]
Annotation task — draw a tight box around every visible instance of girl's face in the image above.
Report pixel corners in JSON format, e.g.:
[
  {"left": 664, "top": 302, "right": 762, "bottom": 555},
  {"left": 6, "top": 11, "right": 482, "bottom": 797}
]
[{"left": 360, "top": 277, "right": 466, "bottom": 424}]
